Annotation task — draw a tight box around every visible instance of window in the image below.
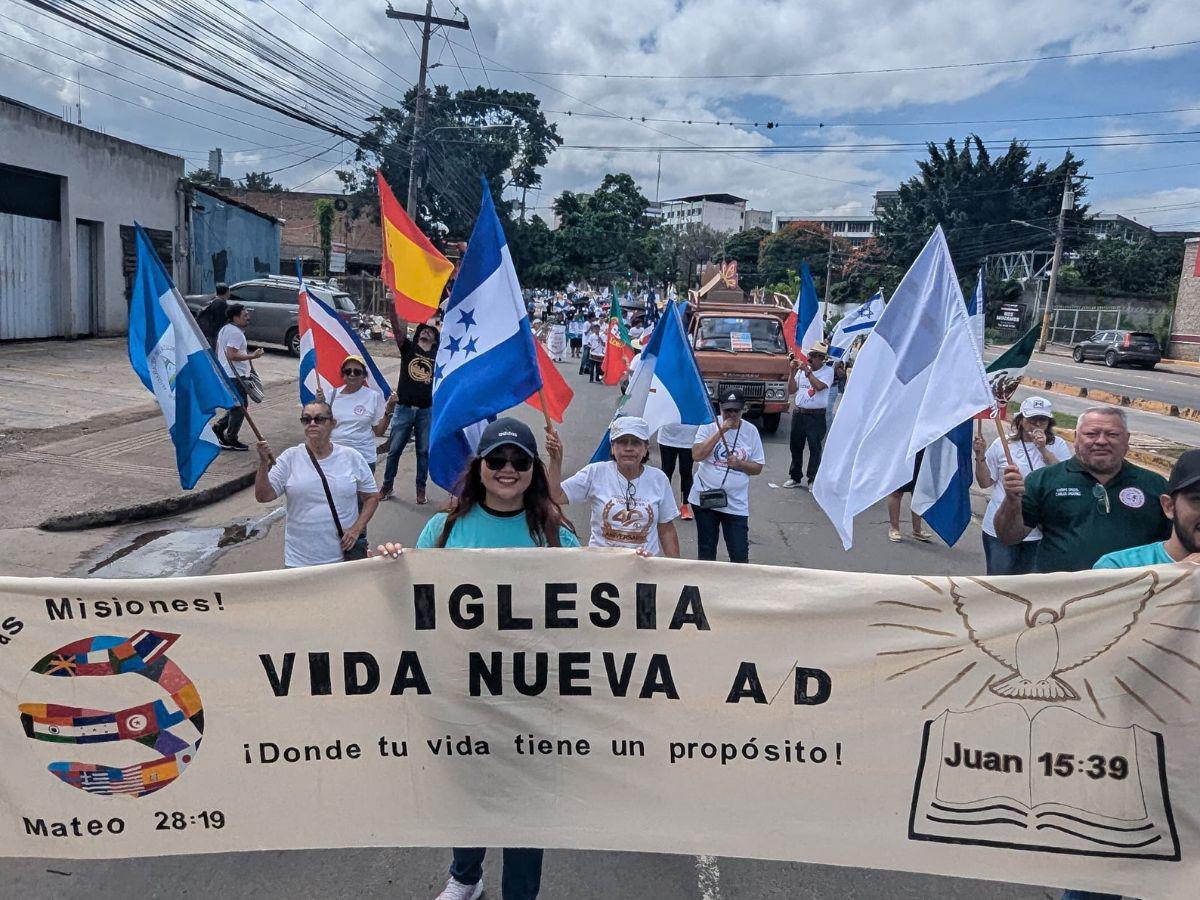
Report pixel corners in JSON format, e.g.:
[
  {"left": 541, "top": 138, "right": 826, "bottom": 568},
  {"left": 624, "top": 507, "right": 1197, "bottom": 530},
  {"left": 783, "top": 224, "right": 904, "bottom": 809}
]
[
  {"left": 259, "top": 286, "right": 296, "bottom": 305},
  {"left": 229, "top": 285, "right": 265, "bottom": 304},
  {"left": 694, "top": 316, "right": 786, "bottom": 353}
]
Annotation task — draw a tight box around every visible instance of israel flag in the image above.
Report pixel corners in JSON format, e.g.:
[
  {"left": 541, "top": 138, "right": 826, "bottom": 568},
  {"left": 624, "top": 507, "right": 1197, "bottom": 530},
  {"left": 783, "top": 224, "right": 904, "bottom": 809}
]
[
  {"left": 127, "top": 223, "right": 238, "bottom": 489},
  {"left": 812, "top": 226, "right": 992, "bottom": 549},
  {"left": 828, "top": 291, "right": 884, "bottom": 359},
  {"left": 429, "top": 178, "right": 543, "bottom": 490},
  {"left": 589, "top": 301, "right": 712, "bottom": 462}
]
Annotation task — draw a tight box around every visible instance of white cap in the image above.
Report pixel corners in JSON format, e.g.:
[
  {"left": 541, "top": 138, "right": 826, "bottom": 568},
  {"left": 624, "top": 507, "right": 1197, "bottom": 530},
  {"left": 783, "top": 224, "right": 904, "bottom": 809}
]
[
  {"left": 610, "top": 416, "right": 650, "bottom": 441},
  {"left": 1019, "top": 396, "right": 1054, "bottom": 419}
]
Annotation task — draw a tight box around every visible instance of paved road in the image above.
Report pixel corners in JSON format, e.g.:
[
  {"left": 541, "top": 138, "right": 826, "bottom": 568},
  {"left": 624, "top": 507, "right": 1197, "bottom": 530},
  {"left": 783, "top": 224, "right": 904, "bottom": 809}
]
[
  {"left": 984, "top": 345, "right": 1199, "bottom": 409},
  {"left": 1, "top": 359, "right": 1070, "bottom": 900}
]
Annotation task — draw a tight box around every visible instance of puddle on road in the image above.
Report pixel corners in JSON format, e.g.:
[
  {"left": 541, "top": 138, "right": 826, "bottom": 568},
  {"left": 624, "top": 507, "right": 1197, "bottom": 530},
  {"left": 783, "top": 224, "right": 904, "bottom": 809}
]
[{"left": 81, "top": 508, "right": 286, "bottom": 578}]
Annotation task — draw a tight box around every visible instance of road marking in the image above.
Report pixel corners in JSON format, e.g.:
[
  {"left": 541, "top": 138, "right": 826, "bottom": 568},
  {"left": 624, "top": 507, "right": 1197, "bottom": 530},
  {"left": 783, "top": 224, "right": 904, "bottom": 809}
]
[{"left": 695, "top": 855, "right": 722, "bottom": 900}]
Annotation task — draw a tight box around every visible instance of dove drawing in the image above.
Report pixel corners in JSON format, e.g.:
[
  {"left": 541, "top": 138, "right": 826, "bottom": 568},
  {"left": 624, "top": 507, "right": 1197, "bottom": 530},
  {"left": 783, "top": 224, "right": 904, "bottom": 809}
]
[{"left": 949, "top": 571, "right": 1162, "bottom": 702}]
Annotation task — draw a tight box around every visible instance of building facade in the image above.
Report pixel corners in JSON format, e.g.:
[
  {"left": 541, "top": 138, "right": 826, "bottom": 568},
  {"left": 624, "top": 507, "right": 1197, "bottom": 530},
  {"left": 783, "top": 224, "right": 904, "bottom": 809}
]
[
  {"left": 1170, "top": 237, "right": 1200, "bottom": 362},
  {"left": 773, "top": 213, "right": 878, "bottom": 245},
  {"left": 661, "top": 193, "right": 747, "bottom": 232},
  {"left": 0, "top": 96, "right": 184, "bottom": 339},
  {"left": 743, "top": 208, "right": 773, "bottom": 231},
  {"left": 187, "top": 187, "right": 282, "bottom": 295},
  {"left": 227, "top": 189, "right": 382, "bottom": 273}
]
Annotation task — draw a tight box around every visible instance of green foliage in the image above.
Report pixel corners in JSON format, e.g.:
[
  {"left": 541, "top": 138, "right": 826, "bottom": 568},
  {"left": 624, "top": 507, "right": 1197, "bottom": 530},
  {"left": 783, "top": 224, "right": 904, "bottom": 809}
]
[
  {"left": 339, "top": 85, "right": 561, "bottom": 239},
  {"left": 876, "top": 136, "right": 1088, "bottom": 283},
  {"left": 314, "top": 199, "right": 335, "bottom": 276},
  {"left": 758, "top": 222, "right": 840, "bottom": 295},
  {"left": 507, "top": 216, "right": 570, "bottom": 288},
  {"left": 186, "top": 168, "right": 233, "bottom": 190},
  {"left": 1066, "top": 236, "right": 1185, "bottom": 296},
  {"left": 722, "top": 227, "right": 769, "bottom": 289},
  {"left": 552, "top": 173, "right": 655, "bottom": 281},
  {"left": 830, "top": 238, "right": 903, "bottom": 303},
  {"left": 239, "top": 171, "right": 282, "bottom": 192}
]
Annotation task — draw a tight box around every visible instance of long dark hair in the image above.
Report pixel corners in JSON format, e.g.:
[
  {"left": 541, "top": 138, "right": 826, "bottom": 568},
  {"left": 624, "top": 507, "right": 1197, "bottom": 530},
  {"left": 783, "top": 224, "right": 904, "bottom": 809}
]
[
  {"left": 436, "top": 454, "right": 574, "bottom": 548},
  {"left": 1011, "top": 414, "right": 1056, "bottom": 443}
]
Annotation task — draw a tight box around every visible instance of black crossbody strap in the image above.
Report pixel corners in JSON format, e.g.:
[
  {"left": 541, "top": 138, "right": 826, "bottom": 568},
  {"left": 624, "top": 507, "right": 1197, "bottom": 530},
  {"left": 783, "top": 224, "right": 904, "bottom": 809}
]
[{"left": 304, "top": 445, "right": 345, "bottom": 540}]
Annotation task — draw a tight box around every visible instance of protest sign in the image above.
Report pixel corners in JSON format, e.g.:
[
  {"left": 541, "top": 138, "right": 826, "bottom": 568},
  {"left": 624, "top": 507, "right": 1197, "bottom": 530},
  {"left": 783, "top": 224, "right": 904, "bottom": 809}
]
[{"left": 0, "top": 553, "right": 1195, "bottom": 898}]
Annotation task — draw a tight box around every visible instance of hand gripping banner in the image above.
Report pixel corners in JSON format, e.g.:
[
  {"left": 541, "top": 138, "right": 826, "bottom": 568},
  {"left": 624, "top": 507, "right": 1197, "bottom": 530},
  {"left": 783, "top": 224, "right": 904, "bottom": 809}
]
[{"left": 0, "top": 553, "right": 1195, "bottom": 899}]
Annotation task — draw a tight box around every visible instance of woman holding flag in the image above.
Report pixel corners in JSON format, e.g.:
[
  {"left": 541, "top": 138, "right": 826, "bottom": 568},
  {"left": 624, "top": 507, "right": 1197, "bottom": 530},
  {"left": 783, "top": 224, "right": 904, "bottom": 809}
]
[{"left": 545, "top": 415, "right": 682, "bottom": 557}]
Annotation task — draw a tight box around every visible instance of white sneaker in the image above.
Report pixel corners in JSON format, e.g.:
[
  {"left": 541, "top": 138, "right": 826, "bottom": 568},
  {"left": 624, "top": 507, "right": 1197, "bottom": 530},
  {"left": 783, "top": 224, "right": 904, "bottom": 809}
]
[
  {"left": 782, "top": 479, "right": 802, "bottom": 488},
  {"left": 434, "top": 878, "right": 483, "bottom": 900}
]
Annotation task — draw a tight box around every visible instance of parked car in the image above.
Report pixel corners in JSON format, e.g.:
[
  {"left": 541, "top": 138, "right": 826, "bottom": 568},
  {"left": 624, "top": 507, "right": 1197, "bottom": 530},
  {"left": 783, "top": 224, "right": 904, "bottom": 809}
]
[
  {"left": 1070, "top": 330, "right": 1162, "bottom": 370},
  {"left": 186, "top": 276, "right": 359, "bottom": 357}
]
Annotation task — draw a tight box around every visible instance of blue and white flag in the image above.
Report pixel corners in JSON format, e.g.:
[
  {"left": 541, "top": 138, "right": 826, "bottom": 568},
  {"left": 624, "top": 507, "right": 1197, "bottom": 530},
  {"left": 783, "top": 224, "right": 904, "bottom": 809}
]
[
  {"left": 812, "top": 226, "right": 992, "bottom": 549},
  {"left": 828, "top": 291, "right": 884, "bottom": 359},
  {"left": 589, "top": 301, "right": 711, "bottom": 463},
  {"left": 429, "top": 178, "right": 543, "bottom": 490},
  {"left": 643, "top": 291, "right": 660, "bottom": 327},
  {"left": 786, "top": 261, "right": 823, "bottom": 355},
  {"left": 909, "top": 269, "right": 988, "bottom": 546},
  {"left": 127, "top": 223, "right": 239, "bottom": 490}
]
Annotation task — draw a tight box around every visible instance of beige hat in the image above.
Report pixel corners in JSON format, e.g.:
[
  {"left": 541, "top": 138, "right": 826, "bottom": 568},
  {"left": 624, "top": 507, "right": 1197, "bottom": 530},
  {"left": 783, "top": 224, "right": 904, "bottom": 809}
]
[{"left": 806, "top": 341, "right": 830, "bottom": 357}]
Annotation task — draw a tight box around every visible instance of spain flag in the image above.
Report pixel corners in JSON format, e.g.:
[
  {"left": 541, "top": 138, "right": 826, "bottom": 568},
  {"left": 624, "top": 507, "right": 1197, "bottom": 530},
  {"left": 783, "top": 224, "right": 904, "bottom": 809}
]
[{"left": 376, "top": 170, "right": 453, "bottom": 323}]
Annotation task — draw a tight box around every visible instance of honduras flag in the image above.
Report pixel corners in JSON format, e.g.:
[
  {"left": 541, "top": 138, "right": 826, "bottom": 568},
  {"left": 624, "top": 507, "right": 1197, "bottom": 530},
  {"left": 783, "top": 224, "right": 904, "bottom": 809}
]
[
  {"left": 297, "top": 262, "right": 390, "bottom": 405},
  {"left": 909, "top": 269, "right": 988, "bottom": 546},
  {"left": 589, "top": 301, "right": 711, "bottom": 463},
  {"left": 429, "top": 178, "right": 543, "bottom": 490},
  {"left": 812, "top": 226, "right": 992, "bottom": 549},
  {"left": 127, "top": 223, "right": 239, "bottom": 489},
  {"left": 829, "top": 291, "right": 884, "bottom": 360}
]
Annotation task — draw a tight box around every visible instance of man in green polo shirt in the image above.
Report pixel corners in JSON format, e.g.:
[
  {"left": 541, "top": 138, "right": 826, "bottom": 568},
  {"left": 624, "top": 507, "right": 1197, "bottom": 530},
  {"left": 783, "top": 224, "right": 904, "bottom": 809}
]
[{"left": 993, "top": 406, "right": 1170, "bottom": 573}]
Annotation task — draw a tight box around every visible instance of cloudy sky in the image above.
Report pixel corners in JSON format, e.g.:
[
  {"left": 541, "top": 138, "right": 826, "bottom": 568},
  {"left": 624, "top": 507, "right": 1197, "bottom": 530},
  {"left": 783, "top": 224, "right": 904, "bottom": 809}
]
[{"left": 3, "top": 0, "right": 1200, "bottom": 228}]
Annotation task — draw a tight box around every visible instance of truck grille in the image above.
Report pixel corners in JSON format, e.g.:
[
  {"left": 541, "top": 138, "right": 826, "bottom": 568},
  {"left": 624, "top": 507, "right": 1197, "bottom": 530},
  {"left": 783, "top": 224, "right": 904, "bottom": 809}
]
[{"left": 717, "top": 381, "right": 764, "bottom": 400}]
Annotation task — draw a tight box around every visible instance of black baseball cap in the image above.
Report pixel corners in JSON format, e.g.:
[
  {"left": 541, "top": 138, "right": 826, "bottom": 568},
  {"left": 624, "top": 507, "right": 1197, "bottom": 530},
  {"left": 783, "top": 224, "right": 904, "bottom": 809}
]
[
  {"left": 1166, "top": 449, "right": 1200, "bottom": 494},
  {"left": 476, "top": 417, "right": 538, "bottom": 458},
  {"left": 719, "top": 389, "right": 746, "bottom": 411}
]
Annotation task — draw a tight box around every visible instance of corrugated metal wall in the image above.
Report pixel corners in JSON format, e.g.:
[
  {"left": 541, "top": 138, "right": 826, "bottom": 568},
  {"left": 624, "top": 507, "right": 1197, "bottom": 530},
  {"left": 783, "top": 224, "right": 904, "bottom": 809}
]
[
  {"left": 189, "top": 190, "right": 279, "bottom": 294},
  {"left": 0, "top": 212, "right": 60, "bottom": 339}
]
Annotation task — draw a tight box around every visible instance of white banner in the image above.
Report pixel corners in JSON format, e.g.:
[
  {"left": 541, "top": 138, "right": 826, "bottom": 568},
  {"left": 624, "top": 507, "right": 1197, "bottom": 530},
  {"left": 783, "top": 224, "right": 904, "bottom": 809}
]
[{"left": 0, "top": 552, "right": 1195, "bottom": 899}]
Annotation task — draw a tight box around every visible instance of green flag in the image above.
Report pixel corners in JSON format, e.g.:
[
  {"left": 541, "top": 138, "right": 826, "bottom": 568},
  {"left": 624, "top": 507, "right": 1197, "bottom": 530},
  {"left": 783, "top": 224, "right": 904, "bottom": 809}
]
[
  {"left": 607, "top": 293, "right": 632, "bottom": 347},
  {"left": 984, "top": 325, "right": 1040, "bottom": 417}
]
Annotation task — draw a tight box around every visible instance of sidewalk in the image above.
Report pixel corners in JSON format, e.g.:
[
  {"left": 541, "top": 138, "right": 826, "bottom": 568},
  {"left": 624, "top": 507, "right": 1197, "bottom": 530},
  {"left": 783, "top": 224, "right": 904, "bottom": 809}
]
[{"left": 0, "top": 339, "right": 399, "bottom": 531}]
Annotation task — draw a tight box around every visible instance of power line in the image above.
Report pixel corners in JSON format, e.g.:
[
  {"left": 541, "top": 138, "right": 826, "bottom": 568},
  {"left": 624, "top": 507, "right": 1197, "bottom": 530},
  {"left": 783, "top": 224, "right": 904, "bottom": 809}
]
[{"left": 441, "top": 38, "right": 1200, "bottom": 80}]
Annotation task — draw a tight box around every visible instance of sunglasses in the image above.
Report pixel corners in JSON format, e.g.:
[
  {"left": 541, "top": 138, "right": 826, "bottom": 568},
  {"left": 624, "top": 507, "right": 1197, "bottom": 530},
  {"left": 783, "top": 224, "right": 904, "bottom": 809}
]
[
  {"left": 299, "top": 414, "right": 332, "bottom": 425},
  {"left": 483, "top": 451, "right": 533, "bottom": 472},
  {"left": 341, "top": 368, "right": 365, "bottom": 377}
]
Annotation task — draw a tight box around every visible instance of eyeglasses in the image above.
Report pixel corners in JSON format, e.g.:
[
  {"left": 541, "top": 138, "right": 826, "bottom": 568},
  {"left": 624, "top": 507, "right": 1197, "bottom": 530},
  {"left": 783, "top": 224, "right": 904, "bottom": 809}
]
[
  {"left": 1092, "top": 483, "right": 1110, "bottom": 515},
  {"left": 341, "top": 368, "right": 365, "bottom": 377},
  {"left": 483, "top": 451, "right": 533, "bottom": 472},
  {"left": 299, "top": 415, "right": 332, "bottom": 425},
  {"left": 624, "top": 478, "right": 638, "bottom": 511}
]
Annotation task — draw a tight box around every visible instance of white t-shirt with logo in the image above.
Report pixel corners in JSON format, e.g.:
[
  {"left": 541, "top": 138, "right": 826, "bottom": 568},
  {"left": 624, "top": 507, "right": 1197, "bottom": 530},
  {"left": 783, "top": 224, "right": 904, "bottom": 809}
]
[
  {"left": 688, "top": 420, "right": 766, "bottom": 517},
  {"left": 981, "top": 435, "right": 1074, "bottom": 539},
  {"left": 268, "top": 444, "right": 377, "bottom": 567},
  {"left": 586, "top": 333, "right": 605, "bottom": 357},
  {"left": 216, "top": 323, "right": 250, "bottom": 377},
  {"left": 658, "top": 422, "right": 699, "bottom": 449},
  {"left": 330, "top": 386, "right": 386, "bottom": 465},
  {"left": 561, "top": 461, "right": 679, "bottom": 556},
  {"left": 793, "top": 364, "right": 833, "bottom": 411}
]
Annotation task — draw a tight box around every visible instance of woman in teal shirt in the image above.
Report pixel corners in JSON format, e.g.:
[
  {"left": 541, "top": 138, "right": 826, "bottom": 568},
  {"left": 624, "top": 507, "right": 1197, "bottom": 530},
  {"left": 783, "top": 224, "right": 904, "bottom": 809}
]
[{"left": 377, "top": 416, "right": 575, "bottom": 900}]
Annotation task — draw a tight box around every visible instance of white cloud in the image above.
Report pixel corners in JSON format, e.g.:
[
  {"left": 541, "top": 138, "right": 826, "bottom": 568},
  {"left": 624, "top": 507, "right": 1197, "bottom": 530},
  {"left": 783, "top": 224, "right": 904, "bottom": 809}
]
[{"left": 1091, "top": 186, "right": 1200, "bottom": 228}]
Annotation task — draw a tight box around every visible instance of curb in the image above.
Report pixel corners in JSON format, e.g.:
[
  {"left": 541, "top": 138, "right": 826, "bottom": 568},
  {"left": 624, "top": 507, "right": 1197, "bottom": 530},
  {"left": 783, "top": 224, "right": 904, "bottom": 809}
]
[
  {"left": 1021, "top": 377, "right": 1199, "bottom": 422},
  {"left": 39, "top": 471, "right": 256, "bottom": 532}
]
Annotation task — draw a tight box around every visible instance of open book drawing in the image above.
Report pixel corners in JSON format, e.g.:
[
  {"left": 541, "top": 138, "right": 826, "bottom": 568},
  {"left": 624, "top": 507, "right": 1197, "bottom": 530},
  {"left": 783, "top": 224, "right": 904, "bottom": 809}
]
[{"left": 909, "top": 704, "right": 1179, "bottom": 859}]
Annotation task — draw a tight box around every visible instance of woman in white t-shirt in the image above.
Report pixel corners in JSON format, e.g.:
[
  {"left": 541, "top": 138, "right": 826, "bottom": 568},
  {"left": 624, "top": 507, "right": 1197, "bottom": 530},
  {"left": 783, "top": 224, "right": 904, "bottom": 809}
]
[
  {"left": 329, "top": 354, "right": 388, "bottom": 470},
  {"left": 254, "top": 400, "right": 379, "bottom": 567},
  {"left": 973, "top": 395, "right": 1074, "bottom": 575},
  {"left": 547, "top": 416, "right": 681, "bottom": 557}
]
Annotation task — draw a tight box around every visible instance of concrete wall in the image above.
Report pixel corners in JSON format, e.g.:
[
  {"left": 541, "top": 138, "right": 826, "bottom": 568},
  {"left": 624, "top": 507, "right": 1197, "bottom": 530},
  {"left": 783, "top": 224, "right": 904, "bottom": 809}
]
[
  {"left": 1169, "top": 238, "right": 1200, "bottom": 361},
  {"left": 0, "top": 98, "right": 183, "bottom": 337},
  {"left": 701, "top": 200, "right": 745, "bottom": 233},
  {"left": 188, "top": 189, "right": 282, "bottom": 294}
]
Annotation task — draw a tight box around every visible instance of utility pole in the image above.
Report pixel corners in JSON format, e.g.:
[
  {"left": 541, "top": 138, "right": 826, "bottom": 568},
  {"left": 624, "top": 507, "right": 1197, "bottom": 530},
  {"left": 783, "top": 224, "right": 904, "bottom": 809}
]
[
  {"left": 386, "top": 3, "right": 470, "bottom": 218},
  {"left": 1036, "top": 175, "right": 1088, "bottom": 352},
  {"left": 823, "top": 229, "right": 835, "bottom": 320},
  {"left": 655, "top": 151, "right": 662, "bottom": 202}
]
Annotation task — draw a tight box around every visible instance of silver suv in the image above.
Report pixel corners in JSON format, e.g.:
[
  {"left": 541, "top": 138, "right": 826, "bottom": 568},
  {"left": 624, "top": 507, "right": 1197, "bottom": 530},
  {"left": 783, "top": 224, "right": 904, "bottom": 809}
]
[{"left": 186, "top": 276, "right": 359, "bottom": 357}]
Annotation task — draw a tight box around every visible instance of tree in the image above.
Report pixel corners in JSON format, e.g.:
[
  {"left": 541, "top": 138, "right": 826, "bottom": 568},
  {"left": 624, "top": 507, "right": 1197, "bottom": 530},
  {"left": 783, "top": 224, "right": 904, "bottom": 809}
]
[
  {"left": 339, "top": 85, "right": 561, "bottom": 239},
  {"left": 240, "top": 171, "right": 282, "bottom": 192},
  {"left": 758, "top": 222, "right": 843, "bottom": 293},
  {"left": 508, "top": 215, "right": 569, "bottom": 288},
  {"left": 186, "top": 167, "right": 233, "bottom": 190},
  {"left": 676, "top": 224, "right": 725, "bottom": 288},
  {"left": 314, "top": 199, "right": 335, "bottom": 277},
  {"left": 876, "top": 136, "right": 1088, "bottom": 281},
  {"left": 1064, "top": 235, "right": 1186, "bottom": 296},
  {"left": 551, "top": 173, "right": 655, "bottom": 281},
  {"left": 723, "top": 227, "right": 769, "bottom": 290},
  {"left": 830, "top": 238, "right": 904, "bottom": 303}
]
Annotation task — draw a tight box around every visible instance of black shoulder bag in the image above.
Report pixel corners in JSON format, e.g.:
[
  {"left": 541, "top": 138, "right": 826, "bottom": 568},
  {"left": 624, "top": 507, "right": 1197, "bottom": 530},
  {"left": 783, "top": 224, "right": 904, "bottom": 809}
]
[
  {"left": 305, "top": 446, "right": 368, "bottom": 561},
  {"left": 697, "top": 424, "right": 740, "bottom": 510}
]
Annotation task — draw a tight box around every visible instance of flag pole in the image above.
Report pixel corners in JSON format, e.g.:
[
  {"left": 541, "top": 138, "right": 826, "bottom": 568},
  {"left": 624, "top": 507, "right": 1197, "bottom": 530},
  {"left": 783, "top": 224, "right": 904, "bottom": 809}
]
[
  {"left": 536, "top": 388, "right": 553, "bottom": 430},
  {"left": 992, "top": 413, "right": 1014, "bottom": 467}
]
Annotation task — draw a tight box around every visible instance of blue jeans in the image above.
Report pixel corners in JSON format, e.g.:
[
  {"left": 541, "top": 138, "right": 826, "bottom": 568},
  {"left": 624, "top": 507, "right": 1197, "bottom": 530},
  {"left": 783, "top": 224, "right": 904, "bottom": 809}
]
[
  {"left": 450, "top": 847, "right": 543, "bottom": 899},
  {"left": 982, "top": 532, "right": 1040, "bottom": 575},
  {"left": 694, "top": 506, "right": 750, "bottom": 563},
  {"left": 381, "top": 405, "right": 430, "bottom": 490}
]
